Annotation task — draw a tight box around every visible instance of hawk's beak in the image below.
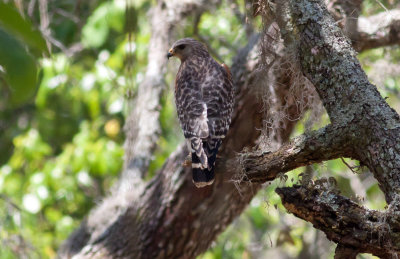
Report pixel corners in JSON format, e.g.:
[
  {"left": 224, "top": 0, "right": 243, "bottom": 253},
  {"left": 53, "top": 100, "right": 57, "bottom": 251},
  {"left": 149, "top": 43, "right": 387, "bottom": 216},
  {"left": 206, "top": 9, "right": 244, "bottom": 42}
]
[{"left": 167, "top": 48, "right": 174, "bottom": 59}]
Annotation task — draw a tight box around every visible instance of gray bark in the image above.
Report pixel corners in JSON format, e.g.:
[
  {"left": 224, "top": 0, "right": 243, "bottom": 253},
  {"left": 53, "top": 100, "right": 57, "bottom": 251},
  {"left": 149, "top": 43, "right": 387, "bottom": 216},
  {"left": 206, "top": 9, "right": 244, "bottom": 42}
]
[{"left": 246, "top": 0, "right": 400, "bottom": 257}]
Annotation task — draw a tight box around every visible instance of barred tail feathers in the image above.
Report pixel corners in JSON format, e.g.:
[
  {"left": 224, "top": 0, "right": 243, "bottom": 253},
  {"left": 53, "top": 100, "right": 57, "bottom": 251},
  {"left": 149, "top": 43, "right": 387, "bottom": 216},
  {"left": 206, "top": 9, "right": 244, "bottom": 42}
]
[
  {"left": 204, "top": 138, "right": 221, "bottom": 171},
  {"left": 191, "top": 138, "right": 221, "bottom": 188},
  {"left": 190, "top": 138, "right": 207, "bottom": 169},
  {"left": 191, "top": 154, "right": 214, "bottom": 188}
]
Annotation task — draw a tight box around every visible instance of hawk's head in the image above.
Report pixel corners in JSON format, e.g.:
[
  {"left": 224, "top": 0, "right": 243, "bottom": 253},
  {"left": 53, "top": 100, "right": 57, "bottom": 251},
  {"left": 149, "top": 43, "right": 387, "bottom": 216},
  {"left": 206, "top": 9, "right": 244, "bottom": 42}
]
[{"left": 167, "top": 38, "right": 208, "bottom": 61}]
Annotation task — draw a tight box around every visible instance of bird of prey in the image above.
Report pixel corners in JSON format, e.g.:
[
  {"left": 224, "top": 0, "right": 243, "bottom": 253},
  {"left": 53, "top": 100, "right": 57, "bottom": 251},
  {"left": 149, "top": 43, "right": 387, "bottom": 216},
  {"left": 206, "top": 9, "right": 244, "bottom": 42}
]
[{"left": 167, "top": 38, "right": 234, "bottom": 188}]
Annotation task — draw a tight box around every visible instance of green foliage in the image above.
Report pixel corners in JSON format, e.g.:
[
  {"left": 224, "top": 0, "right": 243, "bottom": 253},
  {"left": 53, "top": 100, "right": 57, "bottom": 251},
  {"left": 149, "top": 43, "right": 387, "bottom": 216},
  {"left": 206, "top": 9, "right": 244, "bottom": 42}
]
[
  {"left": 0, "top": 2, "right": 48, "bottom": 108},
  {"left": 82, "top": 1, "right": 125, "bottom": 48},
  {"left": 0, "top": 0, "right": 127, "bottom": 257},
  {"left": 0, "top": 3, "right": 48, "bottom": 56},
  {"left": 0, "top": 28, "right": 38, "bottom": 107}
]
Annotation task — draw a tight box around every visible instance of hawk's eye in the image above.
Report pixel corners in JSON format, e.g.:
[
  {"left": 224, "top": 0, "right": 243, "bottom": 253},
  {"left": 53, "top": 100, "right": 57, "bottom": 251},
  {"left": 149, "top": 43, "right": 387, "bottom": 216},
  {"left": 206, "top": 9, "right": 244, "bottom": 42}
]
[{"left": 177, "top": 44, "right": 186, "bottom": 50}]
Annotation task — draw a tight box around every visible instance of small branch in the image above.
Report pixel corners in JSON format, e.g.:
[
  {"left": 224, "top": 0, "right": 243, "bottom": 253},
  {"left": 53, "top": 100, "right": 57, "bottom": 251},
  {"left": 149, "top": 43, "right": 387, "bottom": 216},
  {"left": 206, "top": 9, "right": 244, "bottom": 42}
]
[
  {"left": 355, "top": 9, "right": 400, "bottom": 51},
  {"left": 54, "top": 8, "right": 80, "bottom": 23},
  {"left": 340, "top": 158, "right": 359, "bottom": 174},
  {"left": 276, "top": 184, "right": 400, "bottom": 258},
  {"left": 238, "top": 124, "right": 353, "bottom": 183},
  {"left": 39, "top": 0, "right": 51, "bottom": 52}
]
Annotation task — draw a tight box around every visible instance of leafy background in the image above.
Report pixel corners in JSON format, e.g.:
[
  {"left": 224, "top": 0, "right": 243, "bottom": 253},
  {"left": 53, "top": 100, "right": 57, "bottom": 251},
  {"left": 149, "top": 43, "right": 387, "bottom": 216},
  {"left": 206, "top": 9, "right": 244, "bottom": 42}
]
[{"left": 0, "top": 0, "right": 399, "bottom": 258}]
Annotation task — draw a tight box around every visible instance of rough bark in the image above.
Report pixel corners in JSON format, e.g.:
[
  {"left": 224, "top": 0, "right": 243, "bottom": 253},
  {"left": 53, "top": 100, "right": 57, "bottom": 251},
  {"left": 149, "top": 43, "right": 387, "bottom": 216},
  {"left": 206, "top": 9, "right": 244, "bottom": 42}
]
[
  {"left": 240, "top": 124, "right": 354, "bottom": 183},
  {"left": 274, "top": 0, "right": 400, "bottom": 202},
  {"left": 334, "top": 245, "right": 358, "bottom": 259},
  {"left": 260, "top": 0, "right": 400, "bottom": 257},
  {"left": 277, "top": 184, "right": 400, "bottom": 258}
]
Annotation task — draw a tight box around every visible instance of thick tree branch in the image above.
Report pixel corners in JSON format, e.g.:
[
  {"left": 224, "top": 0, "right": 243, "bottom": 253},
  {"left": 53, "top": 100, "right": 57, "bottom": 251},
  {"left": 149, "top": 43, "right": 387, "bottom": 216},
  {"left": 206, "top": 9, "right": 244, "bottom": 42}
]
[
  {"left": 276, "top": 184, "right": 400, "bottom": 258},
  {"left": 256, "top": 0, "right": 400, "bottom": 256},
  {"left": 240, "top": 124, "right": 353, "bottom": 182},
  {"left": 327, "top": 2, "right": 400, "bottom": 51},
  {"left": 274, "top": 0, "right": 400, "bottom": 202}
]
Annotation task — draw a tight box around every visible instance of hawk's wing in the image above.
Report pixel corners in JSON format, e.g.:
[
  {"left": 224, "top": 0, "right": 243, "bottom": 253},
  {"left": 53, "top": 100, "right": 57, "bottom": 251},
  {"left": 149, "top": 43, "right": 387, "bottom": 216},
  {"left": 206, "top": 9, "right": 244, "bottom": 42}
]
[
  {"left": 174, "top": 57, "right": 235, "bottom": 188},
  {"left": 175, "top": 60, "right": 234, "bottom": 139},
  {"left": 175, "top": 64, "right": 209, "bottom": 139},
  {"left": 202, "top": 62, "right": 235, "bottom": 139}
]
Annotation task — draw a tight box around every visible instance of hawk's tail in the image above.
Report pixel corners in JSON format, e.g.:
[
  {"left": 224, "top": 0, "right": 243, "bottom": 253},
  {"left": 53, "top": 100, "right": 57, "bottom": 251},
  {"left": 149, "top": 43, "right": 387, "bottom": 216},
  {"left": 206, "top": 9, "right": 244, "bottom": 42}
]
[{"left": 191, "top": 138, "right": 222, "bottom": 188}]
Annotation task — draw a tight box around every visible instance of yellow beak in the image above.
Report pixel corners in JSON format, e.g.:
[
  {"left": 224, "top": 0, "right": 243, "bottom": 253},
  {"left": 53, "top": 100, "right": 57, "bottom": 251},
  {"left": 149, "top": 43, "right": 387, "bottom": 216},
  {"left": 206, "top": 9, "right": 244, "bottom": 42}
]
[{"left": 167, "top": 48, "right": 174, "bottom": 59}]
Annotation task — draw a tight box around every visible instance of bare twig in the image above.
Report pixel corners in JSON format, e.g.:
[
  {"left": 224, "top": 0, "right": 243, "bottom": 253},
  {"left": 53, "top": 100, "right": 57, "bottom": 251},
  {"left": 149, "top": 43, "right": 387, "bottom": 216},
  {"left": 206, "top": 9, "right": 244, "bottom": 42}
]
[
  {"left": 39, "top": 0, "right": 51, "bottom": 52},
  {"left": 340, "top": 157, "right": 360, "bottom": 174}
]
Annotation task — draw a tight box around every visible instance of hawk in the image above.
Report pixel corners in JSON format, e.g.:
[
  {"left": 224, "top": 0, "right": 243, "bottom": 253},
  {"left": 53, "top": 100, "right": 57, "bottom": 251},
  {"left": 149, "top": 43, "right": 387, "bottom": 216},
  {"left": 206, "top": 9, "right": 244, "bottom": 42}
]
[{"left": 167, "top": 38, "right": 234, "bottom": 188}]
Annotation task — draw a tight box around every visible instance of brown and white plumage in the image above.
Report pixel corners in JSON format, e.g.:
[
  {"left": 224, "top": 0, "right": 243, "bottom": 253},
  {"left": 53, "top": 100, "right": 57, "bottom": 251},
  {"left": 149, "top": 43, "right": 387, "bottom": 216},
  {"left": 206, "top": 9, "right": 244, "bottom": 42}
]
[{"left": 167, "top": 38, "right": 234, "bottom": 188}]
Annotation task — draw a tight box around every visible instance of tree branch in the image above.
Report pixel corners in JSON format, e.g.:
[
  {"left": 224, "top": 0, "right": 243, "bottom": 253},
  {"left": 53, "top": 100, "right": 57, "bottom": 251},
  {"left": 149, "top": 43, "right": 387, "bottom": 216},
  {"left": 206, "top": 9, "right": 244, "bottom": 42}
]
[
  {"left": 355, "top": 9, "right": 400, "bottom": 51},
  {"left": 257, "top": 1, "right": 400, "bottom": 257},
  {"left": 276, "top": 184, "right": 400, "bottom": 258},
  {"left": 327, "top": 2, "right": 400, "bottom": 51},
  {"left": 239, "top": 124, "right": 353, "bottom": 183},
  {"left": 274, "top": 0, "right": 400, "bottom": 202},
  {"left": 334, "top": 244, "right": 358, "bottom": 259}
]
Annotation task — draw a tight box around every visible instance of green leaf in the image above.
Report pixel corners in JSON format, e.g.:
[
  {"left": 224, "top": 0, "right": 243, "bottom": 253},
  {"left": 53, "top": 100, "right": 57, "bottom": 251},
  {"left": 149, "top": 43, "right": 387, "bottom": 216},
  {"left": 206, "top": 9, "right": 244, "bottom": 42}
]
[
  {"left": 0, "top": 28, "right": 38, "bottom": 107},
  {"left": 0, "top": 2, "right": 49, "bottom": 56},
  {"left": 81, "top": 1, "right": 125, "bottom": 48}
]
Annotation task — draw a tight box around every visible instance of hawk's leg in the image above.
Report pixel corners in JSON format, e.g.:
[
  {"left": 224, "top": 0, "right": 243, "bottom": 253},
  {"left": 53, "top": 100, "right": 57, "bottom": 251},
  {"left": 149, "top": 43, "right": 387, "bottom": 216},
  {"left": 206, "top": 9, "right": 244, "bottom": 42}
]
[
  {"left": 182, "top": 155, "right": 192, "bottom": 167},
  {"left": 182, "top": 140, "right": 192, "bottom": 167}
]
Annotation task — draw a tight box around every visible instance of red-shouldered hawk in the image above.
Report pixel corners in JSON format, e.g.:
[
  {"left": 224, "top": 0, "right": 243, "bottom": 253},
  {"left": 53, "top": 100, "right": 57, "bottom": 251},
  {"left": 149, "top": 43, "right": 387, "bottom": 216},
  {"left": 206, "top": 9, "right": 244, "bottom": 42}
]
[{"left": 167, "top": 38, "right": 234, "bottom": 188}]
